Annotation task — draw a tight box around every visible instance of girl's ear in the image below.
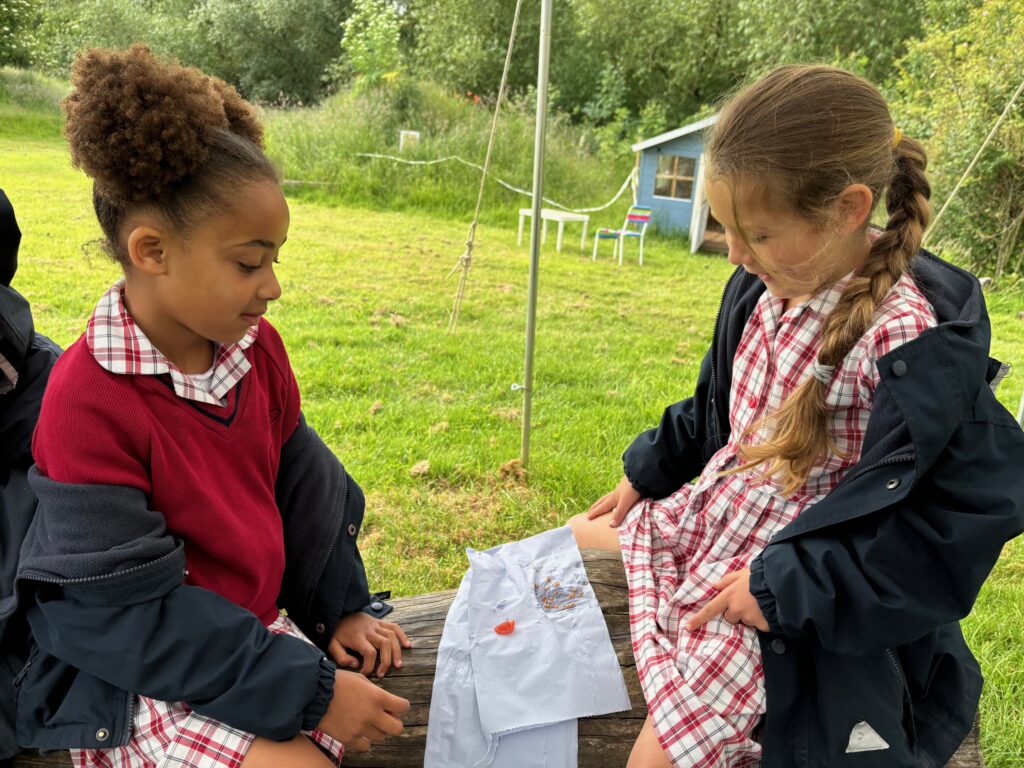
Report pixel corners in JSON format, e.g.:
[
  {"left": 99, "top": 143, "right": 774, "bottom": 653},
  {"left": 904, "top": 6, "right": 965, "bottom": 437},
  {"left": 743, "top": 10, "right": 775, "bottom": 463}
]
[
  {"left": 834, "top": 183, "right": 874, "bottom": 233},
  {"left": 125, "top": 224, "right": 170, "bottom": 275}
]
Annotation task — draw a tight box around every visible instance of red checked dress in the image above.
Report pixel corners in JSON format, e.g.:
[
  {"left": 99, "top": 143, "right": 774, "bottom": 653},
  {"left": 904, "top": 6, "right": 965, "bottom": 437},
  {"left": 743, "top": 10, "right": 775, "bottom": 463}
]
[{"left": 618, "top": 272, "right": 936, "bottom": 767}]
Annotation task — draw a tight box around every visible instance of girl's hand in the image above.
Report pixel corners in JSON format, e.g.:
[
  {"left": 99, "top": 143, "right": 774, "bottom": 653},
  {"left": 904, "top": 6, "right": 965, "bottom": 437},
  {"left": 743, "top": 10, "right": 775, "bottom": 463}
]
[
  {"left": 329, "top": 612, "right": 412, "bottom": 678},
  {"left": 317, "top": 669, "right": 408, "bottom": 752},
  {"left": 587, "top": 475, "right": 642, "bottom": 527},
  {"left": 686, "top": 568, "right": 770, "bottom": 632}
]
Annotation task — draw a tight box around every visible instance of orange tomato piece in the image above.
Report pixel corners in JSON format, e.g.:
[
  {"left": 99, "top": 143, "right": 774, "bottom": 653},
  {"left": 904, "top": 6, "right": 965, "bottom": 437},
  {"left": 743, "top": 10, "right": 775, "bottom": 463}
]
[{"left": 494, "top": 619, "right": 516, "bottom": 635}]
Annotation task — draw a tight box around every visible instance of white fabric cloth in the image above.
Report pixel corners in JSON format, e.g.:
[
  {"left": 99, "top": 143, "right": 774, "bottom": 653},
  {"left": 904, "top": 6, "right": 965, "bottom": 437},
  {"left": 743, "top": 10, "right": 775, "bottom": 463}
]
[{"left": 425, "top": 526, "right": 631, "bottom": 768}]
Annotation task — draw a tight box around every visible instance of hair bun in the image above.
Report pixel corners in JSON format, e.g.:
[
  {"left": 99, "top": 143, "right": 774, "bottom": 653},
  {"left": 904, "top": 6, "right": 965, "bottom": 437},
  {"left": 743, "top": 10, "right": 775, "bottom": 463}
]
[{"left": 62, "top": 45, "right": 264, "bottom": 204}]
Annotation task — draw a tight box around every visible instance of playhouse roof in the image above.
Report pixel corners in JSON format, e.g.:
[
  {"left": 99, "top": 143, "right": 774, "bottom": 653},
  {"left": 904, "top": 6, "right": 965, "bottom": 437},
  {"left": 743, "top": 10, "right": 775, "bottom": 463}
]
[{"left": 630, "top": 114, "right": 719, "bottom": 153}]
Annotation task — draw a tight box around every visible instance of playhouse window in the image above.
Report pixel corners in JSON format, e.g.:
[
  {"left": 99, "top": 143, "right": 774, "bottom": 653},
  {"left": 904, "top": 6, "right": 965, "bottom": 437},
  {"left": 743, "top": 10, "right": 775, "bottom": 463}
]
[{"left": 654, "top": 155, "right": 695, "bottom": 200}]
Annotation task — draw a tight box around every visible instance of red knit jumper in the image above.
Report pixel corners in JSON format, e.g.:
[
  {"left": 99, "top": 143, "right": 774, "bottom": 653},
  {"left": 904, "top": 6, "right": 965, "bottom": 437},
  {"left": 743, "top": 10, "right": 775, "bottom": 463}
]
[{"left": 32, "top": 318, "right": 301, "bottom": 625}]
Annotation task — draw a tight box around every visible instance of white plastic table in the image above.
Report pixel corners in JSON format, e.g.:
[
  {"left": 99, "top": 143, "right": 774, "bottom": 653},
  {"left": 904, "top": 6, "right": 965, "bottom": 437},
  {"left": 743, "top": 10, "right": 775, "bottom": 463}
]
[{"left": 518, "top": 208, "right": 589, "bottom": 252}]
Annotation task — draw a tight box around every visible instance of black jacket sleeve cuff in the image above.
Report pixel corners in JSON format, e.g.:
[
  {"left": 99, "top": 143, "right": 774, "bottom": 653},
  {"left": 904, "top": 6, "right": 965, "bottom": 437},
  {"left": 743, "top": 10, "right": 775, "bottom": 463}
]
[
  {"left": 749, "top": 552, "right": 783, "bottom": 635},
  {"left": 301, "top": 656, "right": 337, "bottom": 731},
  {"left": 623, "top": 460, "right": 657, "bottom": 499}
]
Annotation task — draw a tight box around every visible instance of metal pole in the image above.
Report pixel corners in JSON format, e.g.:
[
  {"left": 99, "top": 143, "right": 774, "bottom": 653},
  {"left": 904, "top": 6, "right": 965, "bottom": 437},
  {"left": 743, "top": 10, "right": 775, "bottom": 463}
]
[{"left": 521, "top": 0, "right": 552, "bottom": 469}]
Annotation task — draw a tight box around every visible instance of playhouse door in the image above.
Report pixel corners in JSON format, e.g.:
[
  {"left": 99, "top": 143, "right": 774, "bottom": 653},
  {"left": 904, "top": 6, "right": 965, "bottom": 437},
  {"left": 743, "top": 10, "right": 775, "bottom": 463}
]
[{"left": 689, "top": 153, "right": 709, "bottom": 253}]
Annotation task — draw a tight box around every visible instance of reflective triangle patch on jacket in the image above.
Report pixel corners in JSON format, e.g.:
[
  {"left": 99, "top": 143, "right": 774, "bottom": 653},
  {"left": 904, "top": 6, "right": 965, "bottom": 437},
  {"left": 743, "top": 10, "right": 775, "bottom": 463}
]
[{"left": 845, "top": 721, "right": 890, "bottom": 753}]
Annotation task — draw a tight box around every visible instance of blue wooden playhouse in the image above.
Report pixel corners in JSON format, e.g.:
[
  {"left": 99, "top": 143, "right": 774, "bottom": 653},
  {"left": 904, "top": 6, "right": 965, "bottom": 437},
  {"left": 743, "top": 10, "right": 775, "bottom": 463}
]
[{"left": 631, "top": 114, "right": 725, "bottom": 253}]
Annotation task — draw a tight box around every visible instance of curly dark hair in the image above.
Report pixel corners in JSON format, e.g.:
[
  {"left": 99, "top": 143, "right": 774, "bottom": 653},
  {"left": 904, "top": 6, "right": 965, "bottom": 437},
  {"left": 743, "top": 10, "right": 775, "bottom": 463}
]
[{"left": 62, "top": 45, "right": 279, "bottom": 265}]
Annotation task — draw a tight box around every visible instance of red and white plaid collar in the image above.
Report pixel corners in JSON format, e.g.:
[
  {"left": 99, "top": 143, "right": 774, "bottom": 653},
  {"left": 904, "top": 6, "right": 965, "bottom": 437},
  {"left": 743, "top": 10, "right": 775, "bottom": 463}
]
[
  {"left": 762, "top": 270, "right": 856, "bottom": 331},
  {"left": 86, "top": 279, "right": 258, "bottom": 407}
]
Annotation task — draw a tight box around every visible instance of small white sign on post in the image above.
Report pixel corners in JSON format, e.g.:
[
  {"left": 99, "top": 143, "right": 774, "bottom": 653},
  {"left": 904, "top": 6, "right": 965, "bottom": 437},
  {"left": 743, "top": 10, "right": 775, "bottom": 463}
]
[{"left": 399, "top": 130, "right": 421, "bottom": 151}]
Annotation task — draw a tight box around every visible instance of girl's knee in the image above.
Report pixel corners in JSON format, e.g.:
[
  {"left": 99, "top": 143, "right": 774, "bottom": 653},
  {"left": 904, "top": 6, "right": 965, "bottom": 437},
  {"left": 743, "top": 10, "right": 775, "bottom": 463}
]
[
  {"left": 567, "top": 511, "right": 588, "bottom": 533},
  {"left": 567, "top": 512, "right": 621, "bottom": 552},
  {"left": 240, "top": 734, "right": 335, "bottom": 768},
  {"left": 626, "top": 718, "right": 673, "bottom": 768}
]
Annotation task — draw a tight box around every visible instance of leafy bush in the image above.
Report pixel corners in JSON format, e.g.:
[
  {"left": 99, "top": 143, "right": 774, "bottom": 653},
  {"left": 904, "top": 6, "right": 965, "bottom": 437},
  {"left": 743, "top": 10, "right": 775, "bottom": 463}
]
[
  {"left": 0, "top": 66, "right": 65, "bottom": 112},
  {"left": 892, "top": 0, "right": 1024, "bottom": 276},
  {"left": 335, "top": 0, "right": 402, "bottom": 89},
  {"left": 0, "top": 0, "right": 38, "bottom": 67},
  {"left": 26, "top": 0, "right": 350, "bottom": 104}
]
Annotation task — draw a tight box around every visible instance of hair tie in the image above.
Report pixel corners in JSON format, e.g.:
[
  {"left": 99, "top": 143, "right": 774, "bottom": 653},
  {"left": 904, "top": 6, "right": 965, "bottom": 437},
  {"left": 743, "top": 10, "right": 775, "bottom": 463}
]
[
  {"left": 892, "top": 126, "right": 903, "bottom": 148},
  {"left": 811, "top": 360, "right": 836, "bottom": 385}
]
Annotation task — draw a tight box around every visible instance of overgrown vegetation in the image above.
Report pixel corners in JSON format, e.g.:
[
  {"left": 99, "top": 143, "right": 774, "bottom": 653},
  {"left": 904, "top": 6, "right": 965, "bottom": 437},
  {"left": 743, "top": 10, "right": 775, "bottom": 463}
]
[
  {"left": 265, "top": 80, "right": 633, "bottom": 229},
  {"left": 894, "top": 0, "right": 1024, "bottom": 276},
  {"left": 2, "top": 0, "right": 1019, "bottom": 275}
]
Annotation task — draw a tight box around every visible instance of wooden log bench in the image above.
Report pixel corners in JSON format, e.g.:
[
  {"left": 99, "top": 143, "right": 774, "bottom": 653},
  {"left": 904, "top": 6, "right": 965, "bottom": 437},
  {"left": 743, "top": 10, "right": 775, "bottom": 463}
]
[{"left": 12, "top": 549, "right": 986, "bottom": 767}]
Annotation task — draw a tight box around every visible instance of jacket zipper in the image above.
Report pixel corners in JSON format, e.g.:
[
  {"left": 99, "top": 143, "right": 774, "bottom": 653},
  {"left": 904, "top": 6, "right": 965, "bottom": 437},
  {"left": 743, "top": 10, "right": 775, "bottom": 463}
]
[
  {"left": 126, "top": 693, "right": 138, "bottom": 737},
  {"left": 12, "top": 648, "right": 34, "bottom": 689},
  {"left": 886, "top": 646, "right": 916, "bottom": 741},
  {"left": 307, "top": 460, "right": 350, "bottom": 616},
  {"left": 708, "top": 270, "right": 739, "bottom": 442},
  {"left": 886, "top": 648, "right": 908, "bottom": 690},
  {"left": 18, "top": 548, "right": 183, "bottom": 587}
]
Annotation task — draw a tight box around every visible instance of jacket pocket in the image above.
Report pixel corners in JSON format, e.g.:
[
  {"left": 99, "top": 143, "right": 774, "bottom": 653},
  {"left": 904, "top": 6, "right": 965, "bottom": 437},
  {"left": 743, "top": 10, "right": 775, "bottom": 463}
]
[
  {"left": 12, "top": 641, "right": 37, "bottom": 691},
  {"left": 885, "top": 647, "right": 917, "bottom": 746},
  {"left": 15, "top": 646, "right": 130, "bottom": 749},
  {"left": 811, "top": 647, "right": 918, "bottom": 767}
]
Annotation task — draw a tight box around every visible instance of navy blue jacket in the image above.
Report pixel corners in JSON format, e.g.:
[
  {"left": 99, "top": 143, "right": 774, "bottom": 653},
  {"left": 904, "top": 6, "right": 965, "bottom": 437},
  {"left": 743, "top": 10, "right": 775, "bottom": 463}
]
[
  {"left": 0, "top": 190, "right": 61, "bottom": 760},
  {"left": 6, "top": 409, "right": 374, "bottom": 750},
  {"left": 623, "top": 251, "right": 1024, "bottom": 768}
]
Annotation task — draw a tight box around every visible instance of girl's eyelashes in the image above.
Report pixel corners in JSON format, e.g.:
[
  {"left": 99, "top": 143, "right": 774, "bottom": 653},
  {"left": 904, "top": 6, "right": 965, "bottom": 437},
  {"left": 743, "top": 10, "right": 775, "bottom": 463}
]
[{"left": 237, "top": 255, "right": 280, "bottom": 273}]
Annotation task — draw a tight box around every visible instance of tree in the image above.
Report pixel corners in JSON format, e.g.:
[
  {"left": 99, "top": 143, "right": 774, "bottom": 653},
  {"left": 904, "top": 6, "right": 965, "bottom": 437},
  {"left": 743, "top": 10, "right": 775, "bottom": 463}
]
[
  {"left": 737, "top": 0, "right": 924, "bottom": 84},
  {"left": 338, "top": 0, "right": 402, "bottom": 89},
  {"left": 0, "top": 0, "right": 39, "bottom": 67},
  {"left": 184, "top": 0, "right": 352, "bottom": 103},
  {"left": 570, "top": 0, "right": 746, "bottom": 124},
  {"left": 408, "top": 0, "right": 602, "bottom": 118},
  {"left": 26, "top": 0, "right": 351, "bottom": 104},
  {"left": 892, "top": 0, "right": 1024, "bottom": 276}
]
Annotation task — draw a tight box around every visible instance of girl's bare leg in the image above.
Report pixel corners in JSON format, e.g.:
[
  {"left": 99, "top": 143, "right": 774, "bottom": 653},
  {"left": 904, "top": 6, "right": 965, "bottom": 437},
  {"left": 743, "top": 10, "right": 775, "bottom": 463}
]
[
  {"left": 239, "top": 734, "right": 336, "bottom": 768},
  {"left": 627, "top": 717, "right": 673, "bottom": 768},
  {"left": 567, "top": 511, "right": 623, "bottom": 552}
]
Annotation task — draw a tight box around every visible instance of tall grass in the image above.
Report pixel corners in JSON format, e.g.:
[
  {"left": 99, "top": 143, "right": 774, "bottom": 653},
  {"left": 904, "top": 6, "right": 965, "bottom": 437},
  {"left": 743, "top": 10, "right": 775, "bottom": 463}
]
[
  {"left": 0, "top": 67, "right": 67, "bottom": 140},
  {"left": 0, "top": 67, "right": 644, "bottom": 233},
  {"left": 264, "top": 79, "right": 635, "bottom": 230}
]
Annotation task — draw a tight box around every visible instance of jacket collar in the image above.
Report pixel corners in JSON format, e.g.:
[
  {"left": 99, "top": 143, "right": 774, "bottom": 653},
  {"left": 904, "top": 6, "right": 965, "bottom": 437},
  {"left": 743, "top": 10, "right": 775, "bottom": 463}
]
[
  {"left": 884, "top": 251, "right": 990, "bottom": 462},
  {"left": 0, "top": 189, "right": 19, "bottom": 288}
]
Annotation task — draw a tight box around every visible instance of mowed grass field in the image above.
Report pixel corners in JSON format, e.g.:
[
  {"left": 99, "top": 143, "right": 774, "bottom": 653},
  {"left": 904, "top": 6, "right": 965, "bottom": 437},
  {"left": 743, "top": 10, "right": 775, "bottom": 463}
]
[{"left": 2, "top": 99, "right": 1023, "bottom": 766}]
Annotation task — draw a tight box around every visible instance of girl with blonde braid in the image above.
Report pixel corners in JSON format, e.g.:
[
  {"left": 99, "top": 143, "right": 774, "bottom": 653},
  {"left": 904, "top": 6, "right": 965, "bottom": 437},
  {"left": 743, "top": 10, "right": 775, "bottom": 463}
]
[{"left": 571, "top": 65, "right": 1024, "bottom": 767}]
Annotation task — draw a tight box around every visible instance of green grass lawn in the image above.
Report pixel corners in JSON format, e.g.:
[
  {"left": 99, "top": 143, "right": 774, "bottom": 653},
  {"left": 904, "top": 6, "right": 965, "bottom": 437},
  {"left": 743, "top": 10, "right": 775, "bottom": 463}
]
[{"left": 2, "top": 108, "right": 1023, "bottom": 766}]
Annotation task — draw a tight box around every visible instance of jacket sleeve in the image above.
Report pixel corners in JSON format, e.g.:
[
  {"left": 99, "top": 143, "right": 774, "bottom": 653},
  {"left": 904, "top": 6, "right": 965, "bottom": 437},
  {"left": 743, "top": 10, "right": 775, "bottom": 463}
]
[
  {"left": 276, "top": 413, "right": 372, "bottom": 650},
  {"left": 0, "top": 331, "right": 60, "bottom": 472},
  {"left": 622, "top": 346, "right": 718, "bottom": 498},
  {"left": 19, "top": 470, "right": 336, "bottom": 741},
  {"left": 749, "top": 389, "right": 1024, "bottom": 654}
]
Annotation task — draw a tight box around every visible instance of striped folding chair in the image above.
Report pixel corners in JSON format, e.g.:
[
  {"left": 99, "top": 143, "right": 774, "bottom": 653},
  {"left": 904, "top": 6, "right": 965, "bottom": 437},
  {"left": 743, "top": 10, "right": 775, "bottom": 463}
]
[{"left": 592, "top": 206, "right": 652, "bottom": 266}]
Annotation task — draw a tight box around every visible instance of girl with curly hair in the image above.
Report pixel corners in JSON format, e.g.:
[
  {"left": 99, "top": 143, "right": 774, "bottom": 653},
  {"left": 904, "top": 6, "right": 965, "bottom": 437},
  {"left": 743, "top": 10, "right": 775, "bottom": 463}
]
[
  {"left": 13, "top": 45, "right": 409, "bottom": 768},
  {"left": 571, "top": 65, "right": 1024, "bottom": 767}
]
